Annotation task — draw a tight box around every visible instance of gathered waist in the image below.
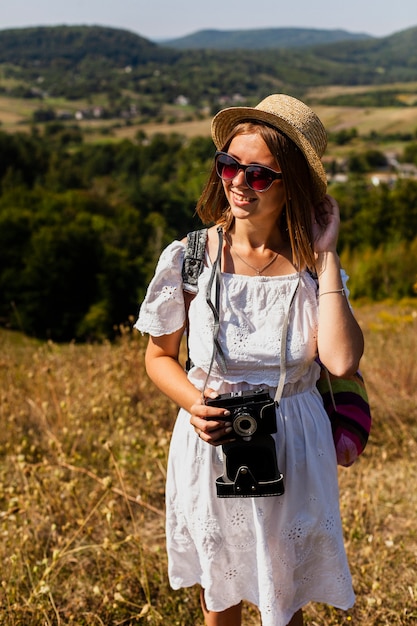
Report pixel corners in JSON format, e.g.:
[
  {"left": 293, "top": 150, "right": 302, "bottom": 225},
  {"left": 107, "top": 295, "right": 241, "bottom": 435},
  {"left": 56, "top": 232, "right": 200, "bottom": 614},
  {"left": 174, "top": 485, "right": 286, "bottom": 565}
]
[{"left": 188, "top": 367, "right": 320, "bottom": 399}]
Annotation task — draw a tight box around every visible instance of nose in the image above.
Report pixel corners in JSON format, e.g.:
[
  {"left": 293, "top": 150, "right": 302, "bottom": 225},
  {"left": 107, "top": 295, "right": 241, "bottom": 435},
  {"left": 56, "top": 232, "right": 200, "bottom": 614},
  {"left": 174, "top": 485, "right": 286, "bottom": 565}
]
[{"left": 231, "top": 167, "right": 247, "bottom": 187}]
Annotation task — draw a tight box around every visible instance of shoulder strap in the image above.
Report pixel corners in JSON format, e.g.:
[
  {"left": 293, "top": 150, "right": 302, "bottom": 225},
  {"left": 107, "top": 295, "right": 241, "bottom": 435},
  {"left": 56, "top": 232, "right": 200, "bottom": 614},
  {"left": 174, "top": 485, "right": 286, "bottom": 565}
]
[
  {"left": 183, "top": 228, "right": 208, "bottom": 372},
  {"left": 204, "top": 227, "right": 227, "bottom": 379},
  {"left": 182, "top": 228, "right": 208, "bottom": 293},
  {"left": 183, "top": 227, "right": 227, "bottom": 377},
  {"left": 274, "top": 277, "right": 300, "bottom": 404}
]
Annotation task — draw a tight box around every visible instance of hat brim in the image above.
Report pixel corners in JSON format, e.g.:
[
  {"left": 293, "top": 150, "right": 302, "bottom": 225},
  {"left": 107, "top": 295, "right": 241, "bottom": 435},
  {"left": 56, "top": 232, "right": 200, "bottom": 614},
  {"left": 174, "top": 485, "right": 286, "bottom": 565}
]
[{"left": 211, "top": 106, "right": 327, "bottom": 204}]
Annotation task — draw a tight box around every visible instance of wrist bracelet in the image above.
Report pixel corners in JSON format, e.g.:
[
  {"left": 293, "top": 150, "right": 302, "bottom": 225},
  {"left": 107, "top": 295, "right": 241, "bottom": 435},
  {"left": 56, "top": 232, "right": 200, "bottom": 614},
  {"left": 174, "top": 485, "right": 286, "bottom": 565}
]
[{"left": 318, "top": 288, "right": 346, "bottom": 298}]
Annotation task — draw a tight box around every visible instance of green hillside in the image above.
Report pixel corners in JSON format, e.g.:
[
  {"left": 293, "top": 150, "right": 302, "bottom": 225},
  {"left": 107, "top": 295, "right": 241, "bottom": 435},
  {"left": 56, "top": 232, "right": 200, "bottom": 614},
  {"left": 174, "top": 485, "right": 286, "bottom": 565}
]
[
  {"left": 0, "top": 24, "right": 417, "bottom": 105},
  {"left": 160, "top": 26, "right": 373, "bottom": 50},
  {"left": 0, "top": 25, "right": 166, "bottom": 66}
]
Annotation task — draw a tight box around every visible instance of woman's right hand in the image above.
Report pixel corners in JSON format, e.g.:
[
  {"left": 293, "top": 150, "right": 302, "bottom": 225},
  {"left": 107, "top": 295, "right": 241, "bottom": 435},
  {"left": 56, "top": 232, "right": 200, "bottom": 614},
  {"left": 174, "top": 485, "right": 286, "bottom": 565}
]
[{"left": 189, "top": 390, "right": 235, "bottom": 446}]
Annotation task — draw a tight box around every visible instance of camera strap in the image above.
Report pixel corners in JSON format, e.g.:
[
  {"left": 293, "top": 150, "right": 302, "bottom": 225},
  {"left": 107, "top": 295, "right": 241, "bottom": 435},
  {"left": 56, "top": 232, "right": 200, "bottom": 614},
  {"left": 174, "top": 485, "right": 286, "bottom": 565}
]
[
  {"left": 190, "top": 226, "right": 300, "bottom": 404},
  {"left": 204, "top": 226, "right": 228, "bottom": 380},
  {"left": 274, "top": 276, "right": 300, "bottom": 405}
]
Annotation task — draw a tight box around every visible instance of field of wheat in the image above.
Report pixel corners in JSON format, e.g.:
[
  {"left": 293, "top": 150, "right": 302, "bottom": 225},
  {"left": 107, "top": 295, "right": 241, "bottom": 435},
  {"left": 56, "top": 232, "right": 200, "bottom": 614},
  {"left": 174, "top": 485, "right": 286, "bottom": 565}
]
[{"left": 0, "top": 300, "right": 416, "bottom": 625}]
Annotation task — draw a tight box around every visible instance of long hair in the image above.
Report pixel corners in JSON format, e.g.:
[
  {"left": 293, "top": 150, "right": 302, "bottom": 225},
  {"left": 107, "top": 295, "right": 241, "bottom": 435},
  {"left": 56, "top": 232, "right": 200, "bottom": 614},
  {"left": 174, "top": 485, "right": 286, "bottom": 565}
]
[{"left": 196, "top": 122, "right": 318, "bottom": 270}]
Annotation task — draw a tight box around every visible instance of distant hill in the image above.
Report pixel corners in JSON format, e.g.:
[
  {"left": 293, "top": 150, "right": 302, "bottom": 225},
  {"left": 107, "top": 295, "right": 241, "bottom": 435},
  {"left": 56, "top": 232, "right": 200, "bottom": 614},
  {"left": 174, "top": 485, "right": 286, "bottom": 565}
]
[
  {"left": 159, "top": 27, "right": 373, "bottom": 50},
  {"left": 0, "top": 24, "right": 416, "bottom": 105},
  {"left": 0, "top": 25, "right": 171, "bottom": 67},
  {"left": 311, "top": 25, "right": 417, "bottom": 67}
]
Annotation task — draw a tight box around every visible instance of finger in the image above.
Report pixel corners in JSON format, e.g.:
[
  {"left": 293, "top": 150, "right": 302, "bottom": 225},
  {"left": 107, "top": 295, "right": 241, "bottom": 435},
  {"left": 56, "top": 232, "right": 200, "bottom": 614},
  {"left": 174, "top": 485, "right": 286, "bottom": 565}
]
[
  {"left": 194, "top": 422, "right": 234, "bottom": 446},
  {"left": 197, "top": 418, "right": 233, "bottom": 435},
  {"left": 192, "top": 414, "right": 221, "bottom": 430},
  {"left": 197, "top": 432, "right": 235, "bottom": 447},
  {"left": 192, "top": 403, "right": 231, "bottom": 421},
  {"left": 202, "top": 387, "right": 220, "bottom": 401}
]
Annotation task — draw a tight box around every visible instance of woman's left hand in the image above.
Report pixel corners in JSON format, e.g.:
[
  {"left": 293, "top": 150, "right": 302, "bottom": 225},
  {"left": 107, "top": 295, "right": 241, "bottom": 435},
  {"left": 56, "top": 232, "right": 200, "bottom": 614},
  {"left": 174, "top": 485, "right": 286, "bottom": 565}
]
[
  {"left": 189, "top": 389, "right": 235, "bottom": 446},
  {"left": 312, "top": 194, "right": 340, "bottom": 255}
]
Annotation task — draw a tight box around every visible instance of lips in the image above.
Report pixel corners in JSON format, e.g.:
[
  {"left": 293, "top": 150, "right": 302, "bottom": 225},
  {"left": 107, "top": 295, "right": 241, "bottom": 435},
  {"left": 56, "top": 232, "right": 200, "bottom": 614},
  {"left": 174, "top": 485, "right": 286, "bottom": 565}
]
[{"left": 231, "top": 189, "right": 256, "bottom": 205}]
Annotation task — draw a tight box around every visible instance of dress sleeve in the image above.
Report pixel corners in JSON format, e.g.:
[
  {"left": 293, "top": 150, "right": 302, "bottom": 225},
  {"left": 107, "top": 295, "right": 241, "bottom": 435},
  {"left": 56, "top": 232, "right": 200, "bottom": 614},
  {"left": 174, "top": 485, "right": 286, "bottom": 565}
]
[
  {"left": 336, "top": 269, "right": 354, "bottom": 310},
  {"left": 340, "top": 268, "right": 351, "bottom": 301},
  {"left": 134, "top": 240, "right": 186, "bottom": 337}
]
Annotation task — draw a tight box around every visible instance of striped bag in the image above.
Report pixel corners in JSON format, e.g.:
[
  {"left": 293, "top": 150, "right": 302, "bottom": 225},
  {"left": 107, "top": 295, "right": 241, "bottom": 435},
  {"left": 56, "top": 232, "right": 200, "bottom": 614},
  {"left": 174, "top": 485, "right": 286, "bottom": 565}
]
[{"left": 317, "top": 366, "right": 372, "bottom": 467}]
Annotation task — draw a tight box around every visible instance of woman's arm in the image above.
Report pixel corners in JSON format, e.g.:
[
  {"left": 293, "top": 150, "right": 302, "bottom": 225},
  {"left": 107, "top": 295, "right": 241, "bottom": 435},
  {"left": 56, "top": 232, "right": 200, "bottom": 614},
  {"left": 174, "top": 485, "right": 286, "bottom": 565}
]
[
  {"left": 313, "top": 195, "right": 364, "bottom": 376},
  {"left": 145, "top": 329, "right": 234, "bottom": 445},
  {"left": 145, "top": 327, "right": 200, "bottom": 413}
]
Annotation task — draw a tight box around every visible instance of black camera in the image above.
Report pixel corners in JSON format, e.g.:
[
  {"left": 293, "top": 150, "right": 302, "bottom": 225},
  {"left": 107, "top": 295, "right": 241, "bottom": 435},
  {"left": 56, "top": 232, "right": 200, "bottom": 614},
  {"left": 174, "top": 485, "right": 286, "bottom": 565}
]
[{"left": 206, "top": 388, "right": 284, "bottom": 498}]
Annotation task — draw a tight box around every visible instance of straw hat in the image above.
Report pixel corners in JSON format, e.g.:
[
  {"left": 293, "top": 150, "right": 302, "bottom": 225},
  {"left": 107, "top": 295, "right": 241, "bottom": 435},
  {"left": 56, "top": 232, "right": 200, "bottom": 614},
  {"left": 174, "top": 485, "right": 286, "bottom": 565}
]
[{"left": 211, "top": 94, "right": 328, "bottom": 203}]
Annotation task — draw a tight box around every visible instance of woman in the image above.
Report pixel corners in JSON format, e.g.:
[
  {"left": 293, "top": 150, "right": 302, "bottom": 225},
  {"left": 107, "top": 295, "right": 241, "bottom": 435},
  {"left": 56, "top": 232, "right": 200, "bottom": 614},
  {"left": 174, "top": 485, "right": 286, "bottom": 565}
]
[{"left": 136, "top": 94, "right": 364, "bottom": 626}]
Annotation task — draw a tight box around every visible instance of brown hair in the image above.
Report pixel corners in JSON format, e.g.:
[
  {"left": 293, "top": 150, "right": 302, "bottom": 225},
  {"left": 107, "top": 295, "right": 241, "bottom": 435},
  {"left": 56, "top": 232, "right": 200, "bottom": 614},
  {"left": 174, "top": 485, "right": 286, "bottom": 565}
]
[{"left": 196, "top": 122, "right": 317, "bottom": 270}]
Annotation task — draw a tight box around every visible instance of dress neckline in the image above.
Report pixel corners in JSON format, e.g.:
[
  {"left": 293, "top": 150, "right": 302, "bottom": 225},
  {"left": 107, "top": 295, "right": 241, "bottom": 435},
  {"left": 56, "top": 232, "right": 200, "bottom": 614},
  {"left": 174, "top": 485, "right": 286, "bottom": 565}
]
[{"left": 199, "top": 246, "right": 299, "bottom": 279}]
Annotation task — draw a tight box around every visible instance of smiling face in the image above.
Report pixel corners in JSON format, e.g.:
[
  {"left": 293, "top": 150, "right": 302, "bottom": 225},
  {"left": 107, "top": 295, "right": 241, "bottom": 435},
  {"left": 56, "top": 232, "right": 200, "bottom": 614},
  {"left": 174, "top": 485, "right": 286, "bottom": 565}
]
[
  {"left": 197, "top": 121, "right": 318, "bottom": 269},
  {"left": 221, "top": 132, "right": 287, "bottom": 227}
]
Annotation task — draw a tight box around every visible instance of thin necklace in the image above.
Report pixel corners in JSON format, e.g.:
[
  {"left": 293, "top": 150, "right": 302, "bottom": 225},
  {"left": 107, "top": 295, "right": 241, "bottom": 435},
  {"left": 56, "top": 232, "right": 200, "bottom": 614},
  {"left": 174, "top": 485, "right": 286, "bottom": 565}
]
[{"left": 226, "top": 233, "right": 279, "bottom": 276}]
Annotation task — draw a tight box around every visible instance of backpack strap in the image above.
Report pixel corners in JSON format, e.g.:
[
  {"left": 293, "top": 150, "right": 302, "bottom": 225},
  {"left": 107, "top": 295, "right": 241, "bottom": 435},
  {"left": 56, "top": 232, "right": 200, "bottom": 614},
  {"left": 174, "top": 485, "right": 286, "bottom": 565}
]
[
  {"left": 182, "top": 228, "right": 208, "bottom": 293},
  {"left": 203, "top": 227, "right": 227, "bottom": 379},
  {"left": 182, "top": 227, "right": 227, "bottom": 376},
  {"left": 182, "top": 228, "right": 209, "bottom": 371}
]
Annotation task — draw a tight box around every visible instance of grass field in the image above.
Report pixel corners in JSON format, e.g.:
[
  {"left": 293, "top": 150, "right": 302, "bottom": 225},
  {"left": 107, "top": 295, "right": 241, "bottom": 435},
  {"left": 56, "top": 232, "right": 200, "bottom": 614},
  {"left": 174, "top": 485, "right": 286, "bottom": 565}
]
[
  {"left": 88, "top": 103, "right": 417, "bottom": 145},
  {"left": 1, "top": 77, "right": 417, "bottom": 623},
  {"left": 1, "top": 300, "right": 416, "bottom": 624},
  {"left": 2, "top": 82, "right": 417, "bottom": 145}
]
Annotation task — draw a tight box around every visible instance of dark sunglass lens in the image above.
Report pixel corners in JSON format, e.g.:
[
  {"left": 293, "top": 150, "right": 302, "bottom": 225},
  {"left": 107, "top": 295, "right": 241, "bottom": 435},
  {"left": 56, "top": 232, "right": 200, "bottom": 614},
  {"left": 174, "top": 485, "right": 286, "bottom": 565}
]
[
  {"left": 215, "top": 153, "right": 278, "bottom": 191},
  {"left": 216, "top": 154, "right": 238, "bottom": 180},
  {"left": 246, "top": 166, "right": 273, "bottom": 191}
]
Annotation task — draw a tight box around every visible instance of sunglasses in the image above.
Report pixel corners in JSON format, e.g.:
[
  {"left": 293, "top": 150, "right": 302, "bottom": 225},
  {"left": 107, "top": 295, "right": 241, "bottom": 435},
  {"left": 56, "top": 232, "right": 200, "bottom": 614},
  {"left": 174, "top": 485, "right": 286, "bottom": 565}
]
[{"left": 214, "top": 151, "right": 283, "bottom": 192}]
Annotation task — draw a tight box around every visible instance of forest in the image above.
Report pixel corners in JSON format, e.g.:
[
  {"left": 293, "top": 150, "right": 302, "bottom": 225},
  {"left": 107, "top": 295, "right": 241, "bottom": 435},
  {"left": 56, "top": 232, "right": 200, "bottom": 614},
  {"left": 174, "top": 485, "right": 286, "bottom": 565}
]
[{"left": 1, "top": 123, "right": 417, "bottom": 342}]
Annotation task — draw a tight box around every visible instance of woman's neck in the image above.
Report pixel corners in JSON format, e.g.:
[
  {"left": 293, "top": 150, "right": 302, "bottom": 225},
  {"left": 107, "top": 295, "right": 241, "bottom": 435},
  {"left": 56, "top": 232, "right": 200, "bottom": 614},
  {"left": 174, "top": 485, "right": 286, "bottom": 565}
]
[{"left": 223, "top": 226, "right": 294, "bottom": 276}]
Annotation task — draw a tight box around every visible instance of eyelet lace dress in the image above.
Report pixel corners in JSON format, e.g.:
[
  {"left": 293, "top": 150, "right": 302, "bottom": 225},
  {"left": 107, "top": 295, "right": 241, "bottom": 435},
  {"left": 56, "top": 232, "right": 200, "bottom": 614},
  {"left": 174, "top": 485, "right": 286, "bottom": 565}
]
[{"left": 135, "top": 240, "right": 355, "bottom": 626}]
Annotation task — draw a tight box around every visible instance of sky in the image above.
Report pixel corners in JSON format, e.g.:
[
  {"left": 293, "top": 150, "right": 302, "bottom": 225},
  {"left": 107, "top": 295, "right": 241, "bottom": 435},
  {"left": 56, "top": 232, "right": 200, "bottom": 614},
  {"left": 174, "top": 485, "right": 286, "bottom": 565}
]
[{"left": 1, "top": 0, "right": 417, "bottom": 41}]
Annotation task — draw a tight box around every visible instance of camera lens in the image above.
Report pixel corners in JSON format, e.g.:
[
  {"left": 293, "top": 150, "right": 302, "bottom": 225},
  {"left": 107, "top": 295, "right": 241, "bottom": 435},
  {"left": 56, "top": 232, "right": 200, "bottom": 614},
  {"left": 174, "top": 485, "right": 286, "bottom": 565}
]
[{"left": 233, "top": 411, "right": 257, "bottom": 437}]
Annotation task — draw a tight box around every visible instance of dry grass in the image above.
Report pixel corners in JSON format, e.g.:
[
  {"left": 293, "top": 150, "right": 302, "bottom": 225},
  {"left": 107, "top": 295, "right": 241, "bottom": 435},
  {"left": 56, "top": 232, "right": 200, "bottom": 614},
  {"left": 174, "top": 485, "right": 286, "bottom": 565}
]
[
  {"left": 2, "top": 83, "right": 417, "bottom": 142},
  {"left": 96, "top": 105, "right": 417, "bottom": 144},
  {"left": 307, "top": 82, "right": 417, "bottom": 98},
  {"left": 315, "top": 105, "right": 417, "bottom": 136},
  {"left": 0, "top": 301, "right": 416, "bottom": 625}
]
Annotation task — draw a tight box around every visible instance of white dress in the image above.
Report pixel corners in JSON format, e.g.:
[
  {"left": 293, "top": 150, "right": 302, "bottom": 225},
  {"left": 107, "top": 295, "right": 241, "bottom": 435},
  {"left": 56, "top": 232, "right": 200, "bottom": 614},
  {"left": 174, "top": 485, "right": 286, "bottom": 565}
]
[{"left": 135, "top": 240, "right": 355, "bottom": 626}]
